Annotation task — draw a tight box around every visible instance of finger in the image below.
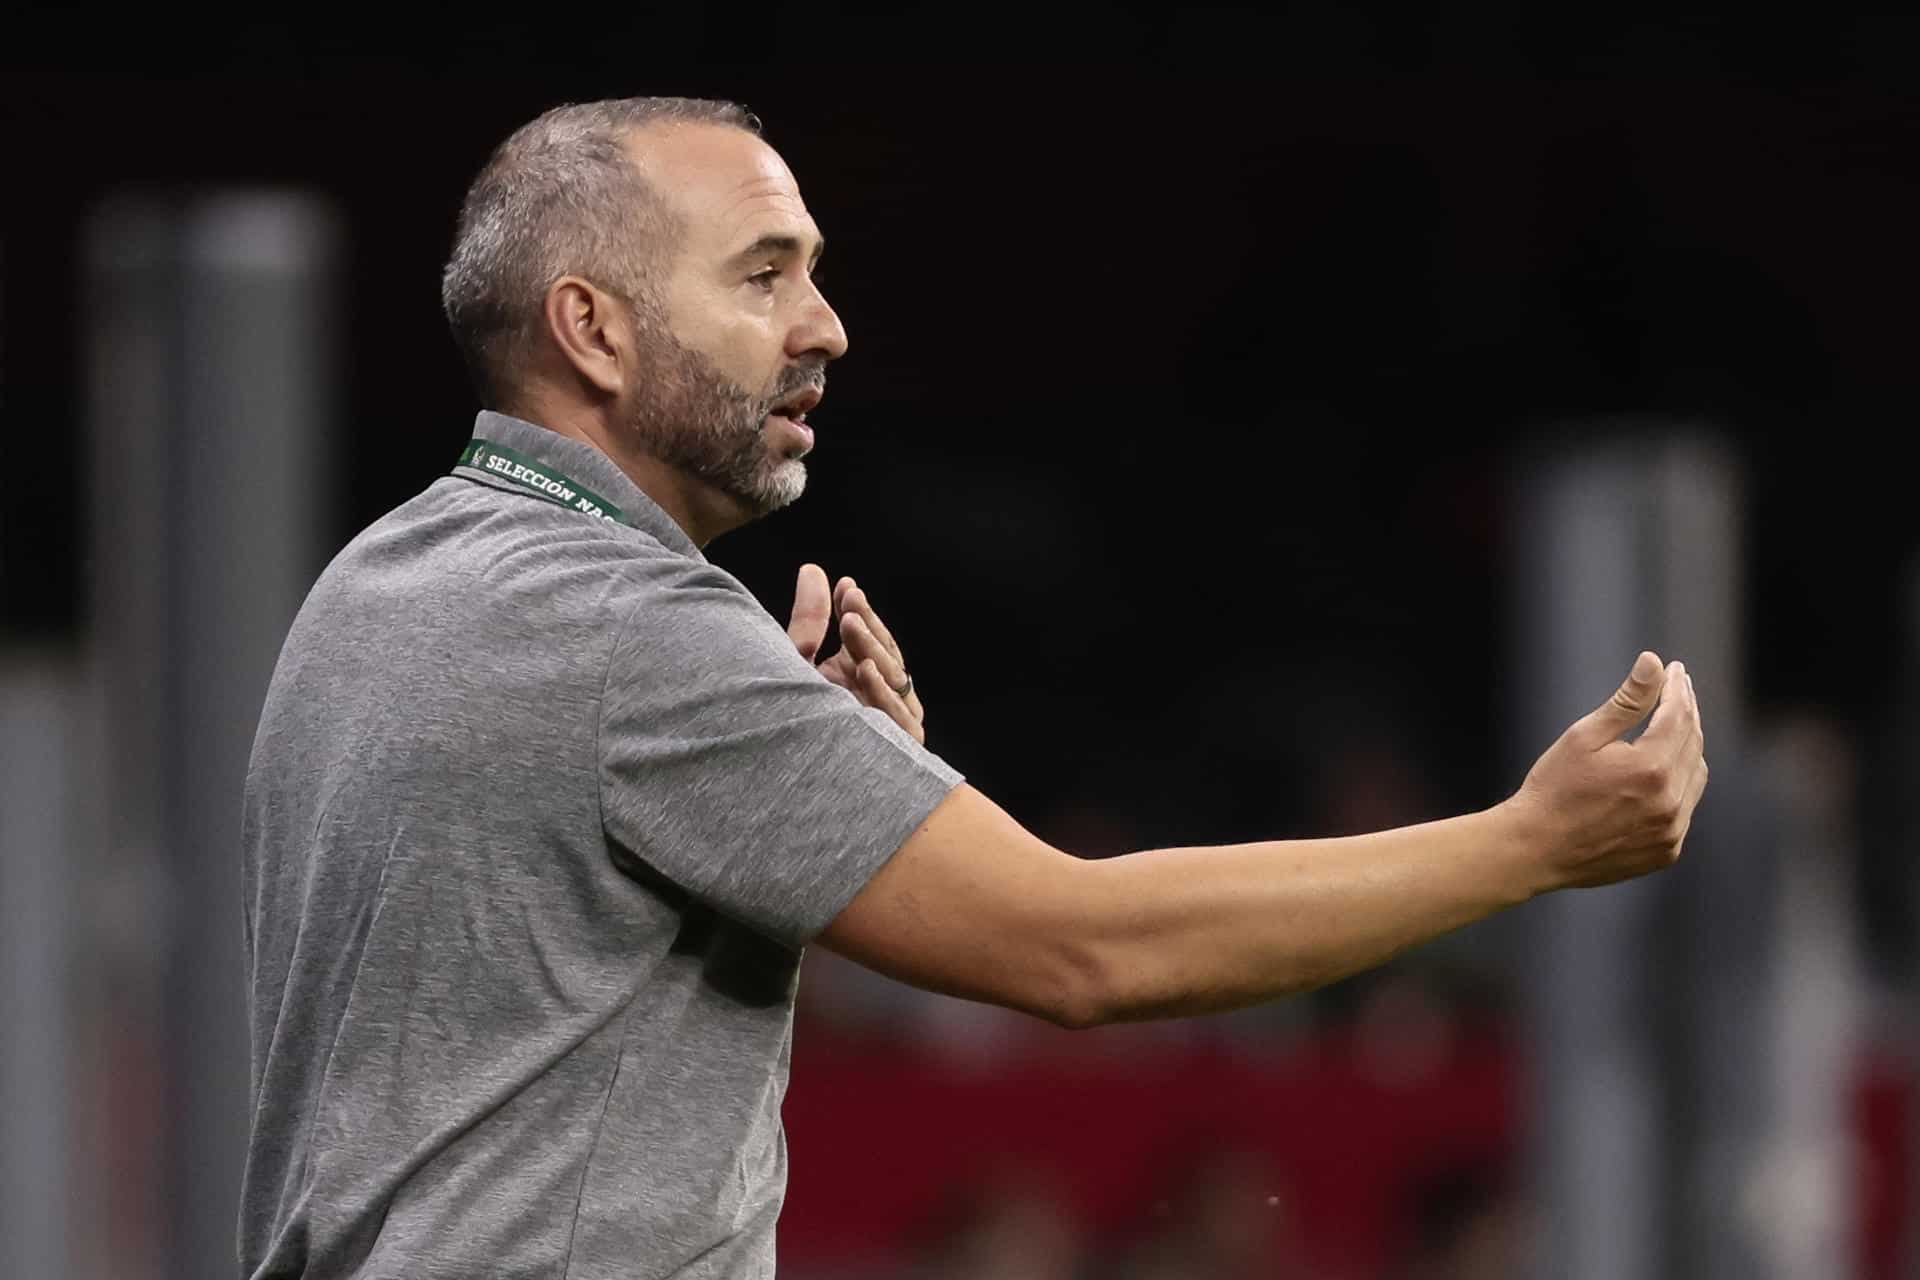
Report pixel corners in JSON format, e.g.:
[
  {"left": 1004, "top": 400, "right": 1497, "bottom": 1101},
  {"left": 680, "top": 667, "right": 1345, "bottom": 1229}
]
[
  {"left": 1671, "top": 755, "right": 1710, "bottom": 852},
  {"left": 840, "top": 611, "right": 908, "bottom": 693},
  {"left": 1688, "top": 671, "right": 1705, "bottom": 756},
  {"left": 857, "top": 658, "right": 924, "bottom": 743},
  {"left": 787, "top": 564, "right": 832, "bottom": 662},
  {"left": 816, "top": 652, "right": 856, "bottom": 692},
  {"left": 1569, "top": 651, "right": 1666, "bottom": 748},
  {"left": 1683, "top": 753, "right": 1709, "bottom": 815},
  {"left": 844, "top": 587, "right": 922, "bottom": 719},
  {"left": 1639, "top": 660, "right": 1691, "bottom": 752},
  {"left": 844, "top": 585, "right": 904, "bottom": 663},
  {"left": 842, "top": 614, "right": 923, "bottom": 723},
  {"left": 1667, "top": 667, "right": 1703, "bottom": 769}
]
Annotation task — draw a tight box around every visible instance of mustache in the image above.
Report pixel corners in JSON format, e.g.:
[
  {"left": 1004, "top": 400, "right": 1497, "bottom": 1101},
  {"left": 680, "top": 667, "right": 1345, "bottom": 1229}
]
[{"left": 761, "top": 359, "right": 828, "bottom": 410}]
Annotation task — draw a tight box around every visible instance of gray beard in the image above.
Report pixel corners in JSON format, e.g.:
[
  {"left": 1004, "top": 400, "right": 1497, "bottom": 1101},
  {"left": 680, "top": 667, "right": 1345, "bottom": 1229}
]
[{"left": 627, "top": 333, "right": 820, "bottom": 517}]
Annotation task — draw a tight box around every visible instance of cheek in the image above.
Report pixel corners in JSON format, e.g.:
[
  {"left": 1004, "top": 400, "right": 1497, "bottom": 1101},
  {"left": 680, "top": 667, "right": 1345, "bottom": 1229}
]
[
  {"left": 710, "top": 320, "right": 788, "bottom": 397},
  {"left": 665, "top": 284, "right": 784, "bottom": 392},
  {"left": 713, "top": 319, "right": 776, "bottom": 371}
]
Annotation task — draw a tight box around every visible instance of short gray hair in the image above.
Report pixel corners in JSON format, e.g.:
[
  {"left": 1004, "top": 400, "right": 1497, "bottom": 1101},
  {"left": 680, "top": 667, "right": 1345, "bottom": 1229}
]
[{"left": 441, "top": 96, "right": 761, "bottom": 406}]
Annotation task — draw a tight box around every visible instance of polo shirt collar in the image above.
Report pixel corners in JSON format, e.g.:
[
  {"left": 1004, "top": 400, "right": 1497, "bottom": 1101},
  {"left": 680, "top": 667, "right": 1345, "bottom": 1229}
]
[{"left": 466, "top": 410, "right": 704, "bottom": 561}]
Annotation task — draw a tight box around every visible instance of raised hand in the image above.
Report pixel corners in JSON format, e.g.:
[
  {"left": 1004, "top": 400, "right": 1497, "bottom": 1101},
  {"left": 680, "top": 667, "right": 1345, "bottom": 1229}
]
[
  {"left": 786, "top": 563, "right": 926, "bottom": 744},
  {"left": 1509, "top": 651, "right": 1709, "bottom": 891}
]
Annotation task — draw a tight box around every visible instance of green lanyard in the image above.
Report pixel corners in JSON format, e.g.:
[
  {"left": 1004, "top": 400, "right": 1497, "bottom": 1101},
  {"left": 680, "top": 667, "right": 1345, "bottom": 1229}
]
[{"left": 455, "top": 438, "right": 632, "bottom": 527}]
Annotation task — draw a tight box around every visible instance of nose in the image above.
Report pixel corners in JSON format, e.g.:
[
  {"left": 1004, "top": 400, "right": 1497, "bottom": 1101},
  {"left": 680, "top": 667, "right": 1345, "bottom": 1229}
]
[{"left": 787, "top": 282, "right": 849, "bottom": 363}]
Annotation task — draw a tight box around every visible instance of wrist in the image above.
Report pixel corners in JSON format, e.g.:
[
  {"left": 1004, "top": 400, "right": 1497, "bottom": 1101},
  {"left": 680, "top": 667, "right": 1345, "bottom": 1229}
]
[{"left": 1481, "top": 794, "right": 1562, "bottom": 903}]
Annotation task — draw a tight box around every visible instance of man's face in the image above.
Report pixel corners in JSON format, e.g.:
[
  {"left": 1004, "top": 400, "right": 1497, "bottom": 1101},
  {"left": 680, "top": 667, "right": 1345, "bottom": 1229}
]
[{"left": 619, "top": 124, "right": 848, "bottom": 517}]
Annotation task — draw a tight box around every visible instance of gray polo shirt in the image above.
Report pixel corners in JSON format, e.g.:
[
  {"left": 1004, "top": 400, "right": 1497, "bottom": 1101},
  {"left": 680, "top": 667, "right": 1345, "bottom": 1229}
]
[{"left": 240, "top": 411, "right": 961, "bottom": 1279}]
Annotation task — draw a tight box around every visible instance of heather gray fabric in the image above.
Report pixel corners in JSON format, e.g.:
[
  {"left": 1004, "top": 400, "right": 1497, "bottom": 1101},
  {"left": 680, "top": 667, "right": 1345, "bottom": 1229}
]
[{"left": 240, "top": 411, "right": 961, "bottom": 1279}]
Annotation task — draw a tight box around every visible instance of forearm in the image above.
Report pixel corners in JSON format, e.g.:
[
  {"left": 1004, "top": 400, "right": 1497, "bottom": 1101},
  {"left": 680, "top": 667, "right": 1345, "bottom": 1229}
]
[
  {"left": 826, "top": 657, "right": 1702, "bottom": 1032},
  {"left": 1071, "top": 804, "right": 1546, "bottom": 1024}
]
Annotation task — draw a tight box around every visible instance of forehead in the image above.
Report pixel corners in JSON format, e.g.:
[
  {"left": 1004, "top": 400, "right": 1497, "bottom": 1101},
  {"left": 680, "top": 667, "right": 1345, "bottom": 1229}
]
[{"left": 626, "top": 123, "right": 819, "bottom": 257}]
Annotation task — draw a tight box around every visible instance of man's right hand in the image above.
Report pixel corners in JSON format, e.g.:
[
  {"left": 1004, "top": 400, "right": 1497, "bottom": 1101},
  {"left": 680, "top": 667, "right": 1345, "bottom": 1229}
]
[{"left": 1506, "top": 650, "right": 1710, "bottom": 893}]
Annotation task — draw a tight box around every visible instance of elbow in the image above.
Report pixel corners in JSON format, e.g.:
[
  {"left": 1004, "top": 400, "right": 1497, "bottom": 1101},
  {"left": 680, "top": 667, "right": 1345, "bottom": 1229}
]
[
  {"left": 1030, "top": 933, "right": 1119, "bottom": 1031},
  {"left": 1036, "top": 987, "right": 1104, "bottom": 1032},
  {"left": 1025, "top": 864, "right": 1135, "bottom": 1030}
]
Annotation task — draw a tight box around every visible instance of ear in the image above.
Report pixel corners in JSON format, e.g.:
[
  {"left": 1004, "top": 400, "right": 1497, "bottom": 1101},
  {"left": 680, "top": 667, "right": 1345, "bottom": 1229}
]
[{"left": 540, "top": 275, "right": 630, "bottom": 398}]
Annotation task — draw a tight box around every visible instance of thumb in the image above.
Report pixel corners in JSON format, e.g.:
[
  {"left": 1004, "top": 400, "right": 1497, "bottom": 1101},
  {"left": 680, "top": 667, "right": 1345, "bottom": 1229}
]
[
  {"left": 787, "top": 563, "right": 832, "bottom": 662},
  {"left": 1571, "top": 650, "right": 1667, "bottom": 746}
]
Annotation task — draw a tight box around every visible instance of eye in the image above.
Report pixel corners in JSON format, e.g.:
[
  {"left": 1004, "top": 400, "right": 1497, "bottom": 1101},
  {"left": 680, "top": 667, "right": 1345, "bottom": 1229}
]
[{"left": 749, "top": 266, "right": 780, "bottom": 291}]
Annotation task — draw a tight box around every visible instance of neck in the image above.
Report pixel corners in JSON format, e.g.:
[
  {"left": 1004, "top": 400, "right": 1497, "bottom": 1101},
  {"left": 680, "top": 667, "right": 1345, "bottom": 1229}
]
[{"left": 501, "top": 396, "right": 746, "bottom": 548}]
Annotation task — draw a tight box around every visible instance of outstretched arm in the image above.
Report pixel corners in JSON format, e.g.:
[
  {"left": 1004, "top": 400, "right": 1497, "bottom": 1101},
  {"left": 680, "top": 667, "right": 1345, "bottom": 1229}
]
[{"left": 818, "top": 652, "right": 1707, "bottom": 1028}]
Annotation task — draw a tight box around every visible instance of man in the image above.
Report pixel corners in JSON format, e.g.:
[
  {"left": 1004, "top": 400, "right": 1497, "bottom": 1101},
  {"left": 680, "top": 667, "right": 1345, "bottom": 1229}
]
[{"left": 240, "top": 97, "right": 1708, "bottom": 1279}]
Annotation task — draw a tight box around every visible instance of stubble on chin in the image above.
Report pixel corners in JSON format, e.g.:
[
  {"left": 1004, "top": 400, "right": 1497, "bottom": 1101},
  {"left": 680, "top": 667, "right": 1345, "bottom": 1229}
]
[
  {"left": 625, "top": 342, "right": 807, "bottom": 516},
  {"left": 706, "top": 427, "right": 808, "bottom": 514}
]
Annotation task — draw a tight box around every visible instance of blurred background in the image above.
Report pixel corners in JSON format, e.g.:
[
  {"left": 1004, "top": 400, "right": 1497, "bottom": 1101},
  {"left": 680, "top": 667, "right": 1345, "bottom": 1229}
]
[{"left": 3, "top": 9, "right": 1916, "bottom": 1279}]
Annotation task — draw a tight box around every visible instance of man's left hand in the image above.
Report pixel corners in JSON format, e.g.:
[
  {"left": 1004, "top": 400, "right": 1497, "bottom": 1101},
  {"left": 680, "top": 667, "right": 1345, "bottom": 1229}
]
[{"left": 787, "top": 563, "right": 926, "bottom": 743}]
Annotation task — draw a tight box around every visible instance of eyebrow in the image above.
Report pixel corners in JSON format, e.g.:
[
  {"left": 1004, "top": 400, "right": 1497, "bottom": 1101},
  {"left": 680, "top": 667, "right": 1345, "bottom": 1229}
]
[{"left": 729, "top": 233, "right": 825, "bottom": 271}]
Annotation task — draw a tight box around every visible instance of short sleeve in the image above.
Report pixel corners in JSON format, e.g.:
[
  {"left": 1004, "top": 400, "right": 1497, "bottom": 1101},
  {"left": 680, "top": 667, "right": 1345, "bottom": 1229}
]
[{"left": 597, "top": 558, "right": 963, "bottom": 949}]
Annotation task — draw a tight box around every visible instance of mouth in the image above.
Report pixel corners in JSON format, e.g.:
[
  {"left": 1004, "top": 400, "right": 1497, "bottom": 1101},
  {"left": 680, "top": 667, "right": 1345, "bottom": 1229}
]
[
  {"left": 765, "top": 384, "right": 821, "bottom": 455},
  {"left": 768, "top": 384, "right": 824, "bottom": 425}
]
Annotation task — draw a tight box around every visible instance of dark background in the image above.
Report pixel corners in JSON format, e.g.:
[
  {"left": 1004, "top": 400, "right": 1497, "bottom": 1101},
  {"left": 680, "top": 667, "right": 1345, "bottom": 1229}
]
[
  {"left": 6, "top": 12, "right": 1916, "bottom": 946},
  {"left": 5, "top": 10, "right": 1918, "bottom": 1277}
]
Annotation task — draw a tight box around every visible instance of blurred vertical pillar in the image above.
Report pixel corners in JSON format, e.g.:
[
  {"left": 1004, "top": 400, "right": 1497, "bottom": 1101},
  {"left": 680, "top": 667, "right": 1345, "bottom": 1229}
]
[
  {"left": 1751, "top": 714, "right": 1864, "bottom": 1278},
  {"left": 0, "top": 659, "right": 79, "bottom": 1279},
  {"left": 84, "top": 194, "right": 335, "bottom": 1280},
  {"left": 1510, "top": 428, "right": 1774, "bottom": 1280},
  {"left": 1511, "top": 437, "right": 1670, "bottom": 1280},
  {"left": 1655, "top": 443, "right": 1779, "bottom": 1280}
]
